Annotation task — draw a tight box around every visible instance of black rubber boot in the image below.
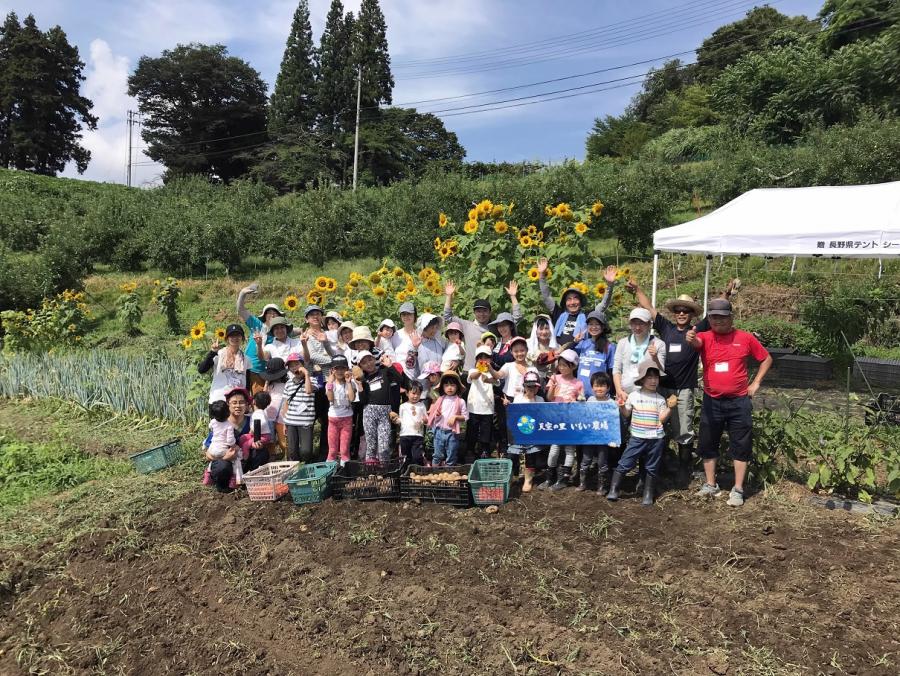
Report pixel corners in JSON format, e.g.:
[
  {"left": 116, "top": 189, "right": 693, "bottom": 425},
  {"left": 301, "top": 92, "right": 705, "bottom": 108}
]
[
  {"left": 538, "top": 466, "right": 556, "bottom": 490},
  {"left": 596, "top": 471, "right": 609, "bottom": 496},
  {"left": 678, "top": 444, "right": 693, "bottom": 481},
  {"left": 551, "top": 465, "right": 570, "bottom": 491},
  {"left": 641, "top": 474, "right": 656, "bottom": 506},
  {"left": 575, "top": 468, "right": 589, "bottom": 492},
  {"left": 606, "top": 471, "right": 624, "bottom": 501}
]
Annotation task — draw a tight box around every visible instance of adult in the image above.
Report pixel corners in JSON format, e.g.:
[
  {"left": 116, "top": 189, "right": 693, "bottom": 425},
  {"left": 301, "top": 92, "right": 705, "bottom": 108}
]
[
  {"left": 236, "top": 284, "right": 282, "bottom": 393},
  {"left": 629, "top": 279, "right": 738, "bottom": 474},
  {"left": 613, "top": 308, "right": 667, "bottom": 401},
  {"left": 410, "top": 313, "right": 447, "bottom": 373},
  {"left": 198, "top": 323, "right": 249, "bottom": 403},
  {"left": 394, "top": 302, "right": 420, "bottom": 382},
  {"left": 442, "top": 280, "right": 522, "bottom": 370},
  {"left": 202, "top": 387, "right": 267, "bottom": 492},
  {"left": 573, "top": 310, "right": 616, "bottom": 394},
  {"left": 488, "top": 312, "right": 518, "bottom": 367},
  {"left": 686, "top": 299, "right": 772, "bottom": 507},
  {"left": 300, "top": 304, "right": 337, "bottom": 459},
  {"left": 259, "top": 317, "right": 300, "bottom": 362},
  {"left": 538, "top": 262, "right": 618, "bottom": 345}
]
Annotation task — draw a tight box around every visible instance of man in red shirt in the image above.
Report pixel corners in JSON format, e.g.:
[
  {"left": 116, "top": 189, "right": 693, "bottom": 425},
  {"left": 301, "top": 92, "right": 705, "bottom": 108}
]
[{"left": 686, "top": 299, "right": 772, "bottom": 507}]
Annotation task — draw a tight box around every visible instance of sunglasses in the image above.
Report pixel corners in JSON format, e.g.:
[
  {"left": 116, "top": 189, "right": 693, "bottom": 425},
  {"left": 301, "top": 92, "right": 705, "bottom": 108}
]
[{"left": 673, "top": 307, "right": 691, "bottom": 314}]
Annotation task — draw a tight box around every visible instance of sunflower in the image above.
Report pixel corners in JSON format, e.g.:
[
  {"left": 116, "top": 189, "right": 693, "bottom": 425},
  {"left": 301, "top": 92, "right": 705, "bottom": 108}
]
[
  {"left": 438, "top": 244, "right": 451, "bottom": 260},
  {"left": 325, "top": 278, "right": 337, "bottom": 292},
  {"left": 527, "top": 267, "right": 540, "bottom": 281},
  {"left": 519, "top": 234, "right": 533, "bottom": 248},
  {"left": 468, "top": 208, "right": 478, "bottom": 221},
  {"left": 190, "top": 325, "right": 204, "bottom": 340},
  {"left": 215, "top": 327, "right": 226, "bottom": 340},
  {"left": 314, "top": 276, "right": 329, "bottom": 291},
  {"left": 591, "top": 200, "right": 604, "bottom": 216},
  {"left": 396, "top": 291, "right": 407, "bottom": 302},
  {"left": 570, "top": 282, "right": 589, "bottom": 296},
  {"left": 181, "top": 337, "right": 193, "bottom": 350},
  {"left": 426, "top": 279, "right": 441, "bottom": 294},
  {"left": 284, "top": 294, "right": 299, "bottom": 311},
  {"left": 446, "top": 240, "right": 459, "bottom": 253},
  {"left": 424, "top": 306, "right": 433, "bottom": 314},
  {"left": 545, "top": 267, "right": 553, "bottom": 280},
  {"left": 392, "top": 267, "right": 405, "bottom": 278},
  {"left": 197, "top": 320, "right": 206, "bottom": 330},
  {"left": 464, "top": 219, "right": 478, "bottom": 235},
  {"left": 544, "top": 205, "right": 553, "bottom": 217},
  {"left": 373, "top": 285, "right": 387, "bottom": 298},
  {"left": 434, "top": 236, "right": 442, "bottom": 251},
  {"left": 574, "top": 222, "right": 588, "bottom": 236},
  {"left": 405, "top": 280, "right": 416, "bottom": 293},
  {"left": 556, "top": 203, "right": 573, "bottom": 220},
  {"left": 349, "top": 272, "right": 363, "bottom": 284},
  {"left": 307, "top": 289, "right": 324, "bottom": 305},
  {"left": 526, "top": 224, "right": 537, "bottom": 237},
  {"left": 369, "top": 272, "right": 382, "bottom": 285},
  {"left": 593, "top": 282, "right": 607, "bottom": 298},
  {"left": 418, "top": 268, "right": 435, "bottom": 282},
  {"left": 345, "top": 283, "right": 355, "bottom": 294},
  {"left": 491, "top": 205, "right": 504, "bottom": 219},
  {"left": 353, "top": 300, "right": 366, "bottom": 312},
  {"left": 438, "top": 212, "right": 448, "bottom": 228},
  {"left": 494, "top": 220, "right": 509, "bottom": 234}
]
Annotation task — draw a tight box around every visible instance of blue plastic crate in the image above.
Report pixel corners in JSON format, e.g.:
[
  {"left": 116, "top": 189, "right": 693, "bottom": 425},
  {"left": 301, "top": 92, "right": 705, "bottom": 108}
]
[
  {"left": 286, "top": 461, "right": 338, "bottom": 505},
  {"left": 129, "top": 439, "right": 183, "bottom": 474}
]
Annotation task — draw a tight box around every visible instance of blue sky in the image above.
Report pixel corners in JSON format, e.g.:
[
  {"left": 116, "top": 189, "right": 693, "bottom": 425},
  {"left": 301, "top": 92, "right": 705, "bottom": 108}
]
[{"left": 3, "top": 0, "right": 824, "bottom": 185}]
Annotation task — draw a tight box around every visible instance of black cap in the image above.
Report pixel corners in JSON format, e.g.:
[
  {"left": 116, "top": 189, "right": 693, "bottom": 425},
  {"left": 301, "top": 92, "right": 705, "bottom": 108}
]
[
  {"left": 707, "top": 299, "right": 733, "bottom": 316},
  {"left": 330, "top": 355, "right": 349, "bottom": 369},
  {"left": 473, "top": 299, "right": 491, "bottom": 311},
  {"left": 225, "top": 323, "right": 245, "bottom": 338},
  {"left": 260, "top": 357, "right": 288, "bottom": 381}
]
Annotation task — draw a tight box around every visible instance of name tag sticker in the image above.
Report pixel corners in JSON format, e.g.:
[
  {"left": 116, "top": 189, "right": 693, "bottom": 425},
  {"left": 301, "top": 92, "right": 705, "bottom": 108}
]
[
  {"left": 669, "top": 344, "right": 682, "bottom": 353},
  {"left": 579, "top": 368, "right": 591, "bottom": 378},
  {"left": 714, "top": 362, "right": 729, "bottom": 373},
  {"left": 369, "top": 380, "right": 382, "bottom": 391}
]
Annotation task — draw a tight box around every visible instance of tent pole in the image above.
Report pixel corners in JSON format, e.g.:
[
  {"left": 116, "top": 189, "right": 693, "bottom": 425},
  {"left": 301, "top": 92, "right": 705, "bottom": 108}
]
[
  {"left": 790, "top": 256, "right": 797, "bottom": 276},
  {"left": 651, "top": 253, "right": 659, "bottom": 307},
  {"left": 878, "top": 258, "right": 883, "bottom": 279},
  {"left": 703, "top": 255, "right": 711, "bottom": 314}
]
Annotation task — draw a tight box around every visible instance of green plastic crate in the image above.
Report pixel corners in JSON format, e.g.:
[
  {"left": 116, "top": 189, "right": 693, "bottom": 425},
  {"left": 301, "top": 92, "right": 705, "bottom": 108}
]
[
  {"left": 468, "top": 458, "right": 512, "bottom": 506},
  {"left": 286, "top": 461, "right": 338, "bottom": 505},
  {"left": 129, "top": 439, "right": 183, "bottom": 474}
]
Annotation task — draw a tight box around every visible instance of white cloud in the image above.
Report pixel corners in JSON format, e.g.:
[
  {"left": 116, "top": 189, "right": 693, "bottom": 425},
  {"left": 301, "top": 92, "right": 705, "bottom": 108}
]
[
  {"left": 119, "top": 0, "right": 239, "bottom": 53},
  {"left": 63, "top": 38, "right": 162, "bottom": 184}
]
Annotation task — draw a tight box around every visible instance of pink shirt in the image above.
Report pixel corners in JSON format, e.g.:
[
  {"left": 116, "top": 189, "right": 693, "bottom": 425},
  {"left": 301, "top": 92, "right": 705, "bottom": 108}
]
[{"left": 549, "top": 375, "right": 584, "bottom": 403}]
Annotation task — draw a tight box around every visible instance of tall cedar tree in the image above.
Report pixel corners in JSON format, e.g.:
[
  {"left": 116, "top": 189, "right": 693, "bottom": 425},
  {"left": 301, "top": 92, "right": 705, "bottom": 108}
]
[
  {"left": 128, "top": 43, "right": 268, "bottom": 183},
  {"left": 269, "top": 0, "right": 317, "bottom": 134},
  {"left": 0, "top": 13, "right": 96, "bottom": 175},
  {"left": 353, "top": 0, "right": 394, "bottom": 111},
  {"left": 317, "top": 0, "right": 356, "bottom": 137}
]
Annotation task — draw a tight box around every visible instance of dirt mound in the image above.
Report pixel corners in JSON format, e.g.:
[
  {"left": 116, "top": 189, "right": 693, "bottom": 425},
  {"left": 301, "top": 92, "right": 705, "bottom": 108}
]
[{"left": 2, "top": 484, "right": 899, "bottom": 674}]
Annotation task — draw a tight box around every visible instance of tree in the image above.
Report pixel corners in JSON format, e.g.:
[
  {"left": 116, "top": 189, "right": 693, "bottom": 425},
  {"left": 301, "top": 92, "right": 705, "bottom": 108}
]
[
  {"left": 128, "top": 44, "right": 268, "bottom": 183},
  {"left": 357, "top": 108, "right": 464, "bottom": 184},
  {"left": 819, "top": 0, "right": 899, "bottom": 50},
  {"left": 0, "top": 13, "right": 96, "bottom": 175},
  {"left": 269, "top": 0, "right": 317, "bottom": 135},
  {"left": 353, "top": 0, "right": 394, "bottom": 109},
  {"left": 629, "top": 59, "right": 694, "bottom": 123},
  {"left": 695, "top": 6, "right": 818, "bottom": 81},
  {"left": 585, "top": 114, "right": 651, "bottom": 159},
  {"left": 317, "top": 0, "right": 356, "bottom": 137}
]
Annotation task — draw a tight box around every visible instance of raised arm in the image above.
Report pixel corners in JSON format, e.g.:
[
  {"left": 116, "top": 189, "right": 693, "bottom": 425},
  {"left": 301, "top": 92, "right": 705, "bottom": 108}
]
[
  {"left": 442, "top": 280, "right": 457, "bottom": 325},
  {"left": 595, "top": 266, "right": 619, "bottom": 314},
  {"left": 537, "top": 257, "right": 556, "bottom": 313},
  {"left": 627, "top": 278, "right": 657, "bottom": 321},
  {"left": 506, "top": 280, "right": 522, "bottom": 322},
  {"left": 236, "top": 284, "right": 257, "bottom": 322},
  {"left": 198, "top": 344, "right": 218, "bottom": 374}
]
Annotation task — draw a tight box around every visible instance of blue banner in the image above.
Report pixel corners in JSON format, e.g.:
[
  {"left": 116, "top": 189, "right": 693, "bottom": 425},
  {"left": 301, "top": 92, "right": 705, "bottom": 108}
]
[{"left": 507, "top": 402, "right": 621, "bottom": 446}]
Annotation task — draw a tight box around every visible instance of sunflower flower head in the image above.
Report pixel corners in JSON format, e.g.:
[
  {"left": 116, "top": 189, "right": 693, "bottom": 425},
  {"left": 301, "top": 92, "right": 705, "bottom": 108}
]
[
  {"left": 215, "top": 327, "right": 226, "bottom": 341},
  {"left": 353, "top": 299, "right": 366, "bottom": 312},
  {"left": 314, "top": 276, "right": 329, "bottom": 291},
  {"left": 518, "top": 234, "right": 533, "bottom": 248},
  {"left": 464, "top": 220, "right": 478, "bottom": 235},
  {"left": 468, "top": 208, "right": 478, "bottom": 221},
  {"left": 490, "top": 205, "right": 504, "bottom": 219},
  {"left": 325, "top": 278, "right": 337, "bottom": 292},
  {"left": 592, "top": 200, "right": 604, "bottom": 217},
  {"left": 593, "top": 282, "right": 607, "bottom": 298},
  {"left": 181, "top": 337, "right": 193, "bottom": 350},
  {"left": 527, "top": 267, "right": 540, "bottom": 281},
  {"left": 284, "top": 294, "right": 299, "bottom": 311},
  {"left": 434, "top": 236, "right": 442, "bottom": 251},
  {"left": 368, "top": 272, "right": 382, "bottom": 285},
  {"left": 438, "top": 213, "right": 448, "bottom": 228},
  {"left": 574, "top": 222, "right": 588, "bottom": 236},
  {"left": 190, "top": 325, "right": 204, "bottom": 340},
  {"left": 373, "top": 285, "right": 387, "bottom": 298},
  {"left": 494, "top": 220, "right": 509, "bottom": 234},
  {"left": 307, "top": 289, "right": 324, "bottom": 305}
]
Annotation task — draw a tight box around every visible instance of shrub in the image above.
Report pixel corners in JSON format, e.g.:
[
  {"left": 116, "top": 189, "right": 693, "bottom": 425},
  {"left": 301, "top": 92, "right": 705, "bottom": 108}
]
[
  {"left": 0, "top": 289, "right": 89, "bottom": 353},
  {"left": 116, "top": 282, "right": 144, "bottom": 335}
]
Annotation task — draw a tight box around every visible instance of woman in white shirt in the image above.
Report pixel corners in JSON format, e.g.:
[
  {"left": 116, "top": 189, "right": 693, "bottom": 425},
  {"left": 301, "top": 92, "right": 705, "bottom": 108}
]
[{"left": 198, "top": 324, "right": 250, "bottom": 403}]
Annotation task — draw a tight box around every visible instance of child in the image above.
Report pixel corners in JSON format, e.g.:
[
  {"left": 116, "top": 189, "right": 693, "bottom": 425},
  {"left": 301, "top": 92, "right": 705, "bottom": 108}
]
[
  {"left": 575, "top": 310, "right": 616, "bottom": 394},
  {"left": 487, "top": 336, "right": 530, "bottom": 456},
  {"left": 480, "top": 331, "right": 498, "bottom": 352},
  {"left": 466, "top": 345, "right": 497, "bottom": 459},
  {"left": 397, "top": 381, "right": 428, "bottom": 465},
  {"left": 324, "top": 311, "right": 343, "bottom": 342},
  {"left": 426, "top": 371, "right": 469, "bottom": 466},
  {"left": 238, "top": 391, "right": 273, "bottom": 465},
  {"left": 334, "top": 320, "right": 356, "bottom": 359},
  {"left": 608, "top": 361, "right": 676, "bottom": 506},
  {"left": 577, "top": 371, "right": 616, "bottom": 495},
  {"left": 444, "top": 321, "right": 466, "bottom": 366},
  {"left": 206, "top": 400, "right": 241, "bottom": 485},
  {"left": 506, "top": 369, "right": 545, "bottom": 492},
  {"left": 326, "top": 355, "right": 356, "bottom": 465},
  {"left": 440, "top": 342, "right": 464, "bottom": 374},
  {"left": 376, "top": 319, "right": 396, "bottom": 359},
  {"left": 280, "top": 353, "right": 316, "bottom": 462},
  {"left": 542, "top": 349, "right": 585, "bottom": 491},
  {"left": 356, "top": 350, "right": 410, "bottom": 463},
  {"left": 526, "top": 313, "right": 559, "bottom": 381},
  {"left": 418, "top": 360, "right": 443, "bottom": 407}
]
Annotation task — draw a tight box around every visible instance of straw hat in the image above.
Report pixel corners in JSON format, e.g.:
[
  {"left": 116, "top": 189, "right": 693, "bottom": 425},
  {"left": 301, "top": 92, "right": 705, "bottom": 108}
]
[
  {"left": 663, "top": 294, "right": 702, "bottom": 316},
  {"left": 350, "top": 326, "right": 375, "bottom": 347},
  {"left": 634, "top": 359, "right": 665, "bottom": 385}
]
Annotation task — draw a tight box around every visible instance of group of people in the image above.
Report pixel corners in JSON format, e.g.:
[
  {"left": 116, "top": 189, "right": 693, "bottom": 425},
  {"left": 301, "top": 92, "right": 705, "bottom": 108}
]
[{"left": 200, "top": 260, "right": 772, "bottom": 507}]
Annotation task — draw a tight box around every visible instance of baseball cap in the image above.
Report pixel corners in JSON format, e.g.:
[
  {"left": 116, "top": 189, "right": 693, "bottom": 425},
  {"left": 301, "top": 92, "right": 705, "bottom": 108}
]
[
  {"left": 628, "top": 308, "right": 652, "bottom": 323},
  {"left": 707, "top": 298, "right": 733, "bottom": 316},
  {"left": 473, "top": 299, "right": 491, "bottom": 311}
]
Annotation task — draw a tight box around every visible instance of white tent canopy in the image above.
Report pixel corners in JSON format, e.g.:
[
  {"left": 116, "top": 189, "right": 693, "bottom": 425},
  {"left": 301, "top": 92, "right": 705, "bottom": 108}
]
[{"left": 650, "top": 181, "right": 900, "bottom": 310}]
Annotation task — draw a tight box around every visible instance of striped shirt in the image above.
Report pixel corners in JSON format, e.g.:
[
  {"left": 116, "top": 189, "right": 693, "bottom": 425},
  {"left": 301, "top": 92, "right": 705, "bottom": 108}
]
[
  {"left": 625, "top": 389, "right": 666, "bottom": 439},
  {"left": 282, "top": 378, "right": 316, "bottom": 427}
]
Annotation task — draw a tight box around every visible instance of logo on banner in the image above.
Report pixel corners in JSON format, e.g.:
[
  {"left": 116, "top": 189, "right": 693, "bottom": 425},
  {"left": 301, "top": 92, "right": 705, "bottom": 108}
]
[{"left": 516, "top": 415, "right": 536, "bottom": 435}]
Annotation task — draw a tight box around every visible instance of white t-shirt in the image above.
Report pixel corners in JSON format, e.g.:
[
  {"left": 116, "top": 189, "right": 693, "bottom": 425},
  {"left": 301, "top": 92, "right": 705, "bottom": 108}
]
[
  {"left": 497, "top": 362, "right": 528, "bottom": 399},
  {"left": 625, "top": 389, "right": 667, "bottom": 439},
  {"left": 250, "top": 409, "right": 273, "bottom": 438},
  {"left": 398, "top": 401, "right": 427, "bottom": 437},
  {"left": 466, "top": 369, "right": 497, "bottom": 414},
  {"left": 512, "top": 393, "right": 545, "bottom": 404},
  {"left": 264, "top": 337, "right": 302, "bottom": 362},
  {"left": 328, "top": 380, "right": 356, "bottom": 419},
  {"left": 207, "top": 419, "right": 236, "bottom": 458}
]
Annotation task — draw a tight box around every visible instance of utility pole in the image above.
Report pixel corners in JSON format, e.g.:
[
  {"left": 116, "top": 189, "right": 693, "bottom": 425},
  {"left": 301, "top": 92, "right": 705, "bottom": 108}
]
[
  {"left": 126, "top": 110, "right": 134, "bottom": 187},
  {"left": 352, "top": 65, "right": 362, "bottom": 191}
]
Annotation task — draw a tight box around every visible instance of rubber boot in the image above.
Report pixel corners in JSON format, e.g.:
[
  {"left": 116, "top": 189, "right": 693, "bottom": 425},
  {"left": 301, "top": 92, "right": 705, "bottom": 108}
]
[
  {"left": 678, "top": 444, "right": 693, "bottom": 482},
  {"left": 551, "top": 465, "right": 570, "bottom": 491},
  {"left": 522, "top": 468, "right": 535, "bottom": 493},
  {"left": 606, "top": 471, "right": 624, "bottom": 501},
  {"left": 538, "top": 466, "right": 556, "bottom": 490},
  {"left": 641, "top": 474, "right": 656, "bottom": 506},
  {"left": 575, "top": 468, "right": 589, "bottom": 492},
  {"left": 596, "top": 471, "right": 609, "bottom": 497}
]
